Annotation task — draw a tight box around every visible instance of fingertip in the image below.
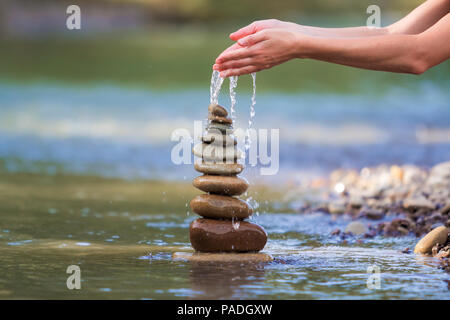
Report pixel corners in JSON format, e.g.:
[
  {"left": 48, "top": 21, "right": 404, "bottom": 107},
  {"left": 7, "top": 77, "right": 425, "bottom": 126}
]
[
  {"left": 229, "top": 33, "right": 240, "bottom": 41},
  {"left": 237, "top": 39, "right": 246, "bottom": 46}
]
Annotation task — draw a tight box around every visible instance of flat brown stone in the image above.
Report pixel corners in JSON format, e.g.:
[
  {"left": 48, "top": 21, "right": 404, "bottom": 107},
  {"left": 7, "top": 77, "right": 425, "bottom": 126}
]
[
  {"left": 208, "top": 122, "right": 232, "bottom": 133},
  {"left": 190, "top": 194, "right": 252, "bottom": 219},
  {"left": 192, "top": 143, "right": 243, "bottom": 161},
  {"left": 189, "top": 218, "right": 267, "bottom": 252},
  {"left": 193, "top": 175, "right": 249, "bottom": 195},
  {"left": 201, "top": 132, "right": 237, "bottom": 146},
  {"left": 208, "top": 104, "right": 228, "bottom": 117},
  {"left": 194, "top": 162, "right": 244, "bottom": 175},
  {"left": 172, "top": 252, "right": 273, "bottom": 263},
  {"left": 208, "top": 115, "right": 232, "bottom": 125}
]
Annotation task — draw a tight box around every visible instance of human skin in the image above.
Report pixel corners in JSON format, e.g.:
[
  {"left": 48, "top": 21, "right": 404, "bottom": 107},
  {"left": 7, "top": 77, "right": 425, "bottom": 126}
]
[{"left": 213, "top": 0, "right": 450, "bottom": 76}]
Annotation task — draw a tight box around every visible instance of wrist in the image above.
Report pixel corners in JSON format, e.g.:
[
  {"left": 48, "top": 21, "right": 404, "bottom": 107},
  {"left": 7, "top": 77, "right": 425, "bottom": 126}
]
[{"left": 293, "top": 33, "right": 315, "bottom": 59}]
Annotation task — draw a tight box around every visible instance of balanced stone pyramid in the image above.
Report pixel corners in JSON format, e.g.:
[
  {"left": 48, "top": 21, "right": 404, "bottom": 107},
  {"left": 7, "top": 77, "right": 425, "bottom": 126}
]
[{"left": 189, "top": 103, "right": 267, "bottom": 252}]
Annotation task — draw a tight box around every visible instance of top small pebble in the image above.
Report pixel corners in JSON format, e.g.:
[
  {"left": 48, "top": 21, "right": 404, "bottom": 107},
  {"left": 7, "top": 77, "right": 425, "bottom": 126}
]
[{"left": 208, "top": 104, "right": 228, "bottom": 118}]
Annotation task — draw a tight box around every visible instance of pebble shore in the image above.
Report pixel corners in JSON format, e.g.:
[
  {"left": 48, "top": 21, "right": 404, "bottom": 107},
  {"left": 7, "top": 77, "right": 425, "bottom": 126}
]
[{"left": 293, "top": 161, "right": 450, "bottom": 271}]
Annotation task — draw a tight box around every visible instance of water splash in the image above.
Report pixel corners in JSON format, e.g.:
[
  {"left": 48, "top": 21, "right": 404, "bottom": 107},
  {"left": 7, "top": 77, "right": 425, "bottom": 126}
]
[
  {"left": 232, "top": 218, "right": 240, "bottom": 230},
  {"left": 229, "top": 76, "right": 238, "bottom": 122},
  {"left": 210, "top": 70, "right": 224, "bottom": 104}
]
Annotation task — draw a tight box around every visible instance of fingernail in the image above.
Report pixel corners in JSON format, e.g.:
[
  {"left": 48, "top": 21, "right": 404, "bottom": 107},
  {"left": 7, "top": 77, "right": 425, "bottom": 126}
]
[
  {"left": 238, "top": 38, "right": 247, "bottom": 46},
  {"left": 213, "top": 64, "right": 220, "bottom": 70}
]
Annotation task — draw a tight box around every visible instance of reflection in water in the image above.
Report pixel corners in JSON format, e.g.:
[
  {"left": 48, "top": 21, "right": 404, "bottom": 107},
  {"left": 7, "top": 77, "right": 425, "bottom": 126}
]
[{"left": 188, "top": 262, "right": 267, "bottom": 299}]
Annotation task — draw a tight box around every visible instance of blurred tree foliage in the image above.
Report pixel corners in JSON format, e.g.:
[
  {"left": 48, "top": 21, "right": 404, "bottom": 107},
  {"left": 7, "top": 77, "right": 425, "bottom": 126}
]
[{"left": 107, "top": 0, "right": 423, "bottom": 23}]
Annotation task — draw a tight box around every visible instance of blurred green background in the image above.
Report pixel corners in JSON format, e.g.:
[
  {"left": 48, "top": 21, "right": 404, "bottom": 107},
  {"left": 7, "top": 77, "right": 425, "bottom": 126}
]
[{"left": 1, "top": 0, "right": 448, "bottom": 93}]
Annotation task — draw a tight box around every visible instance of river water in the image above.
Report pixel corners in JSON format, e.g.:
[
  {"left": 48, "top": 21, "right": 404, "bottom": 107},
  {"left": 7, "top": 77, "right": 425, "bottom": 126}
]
[{"left": 1, "top": 82, "right": 449, "bottom": 181}]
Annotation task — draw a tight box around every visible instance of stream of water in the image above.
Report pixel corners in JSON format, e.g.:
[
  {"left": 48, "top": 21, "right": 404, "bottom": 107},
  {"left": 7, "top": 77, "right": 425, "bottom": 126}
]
[{"left": 229, "top": 76, "right": 238, "bottom": 122}]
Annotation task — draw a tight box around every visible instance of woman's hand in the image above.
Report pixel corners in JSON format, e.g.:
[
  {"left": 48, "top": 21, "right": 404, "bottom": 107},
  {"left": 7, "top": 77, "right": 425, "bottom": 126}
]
[
  {"left": 213, "top": 29, "right": 303, "bottom": 77},
  {"left": 229, "top": 19, "right": 301, "bottom": 41}
]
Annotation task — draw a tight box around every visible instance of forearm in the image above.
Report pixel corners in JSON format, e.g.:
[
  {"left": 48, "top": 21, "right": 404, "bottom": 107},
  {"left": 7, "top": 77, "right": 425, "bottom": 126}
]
[
  {"left": 293, "top": 0, "right": 450, "bottom": 38},
  {"left": 298, "top": 13, "right": 450, "bottom": 74},
  {"left": 388, "top": 0, "right": 450, "bottom": 34},
  {"left": 299, "top": 34, "right": 425, "bottom": 74},
  {"left": 297, "top": 25, "right": 389, "bottom": 38}
]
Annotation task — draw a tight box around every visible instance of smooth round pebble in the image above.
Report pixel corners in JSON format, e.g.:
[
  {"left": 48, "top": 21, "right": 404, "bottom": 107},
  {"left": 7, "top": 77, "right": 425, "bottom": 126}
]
[
  {"left": 201, "top": 132, "right": 237, "bottom": 146},
  {"left": 345, "top": 221, "right": 367, "bottom": 235},
  {"left": 190, "top": 194, "right": 252, "bottom": 219},
  {"left": 208, "top": 115, "right": 232, "bottom": 125},
  {"left": 414, "top": 226, "right": 448, "bottom": 254},
  {"left": 208, "top": 104, "right": 228, "bottom": 117},
  {"left": 192, "top": 143, "right": 243, "bottom": 162},
  {"left": 194, "top": 162, "right": 243, "bottom": 175},
  {"left": 193, "top": 175, "right": 249, "bottom": 196}
]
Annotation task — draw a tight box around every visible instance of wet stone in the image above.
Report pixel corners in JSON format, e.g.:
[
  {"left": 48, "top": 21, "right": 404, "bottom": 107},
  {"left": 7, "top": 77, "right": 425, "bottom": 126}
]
[
  {"left": 414, "top": 226, "right": 449, "bottom": 254},
  {"left": 208, "top": 115, "right": 232, "bottom": 125},
  {"left": 208, "top": 104, "right": 228, "bottom": 117},
  {"left": 361, "top": 208, "right": 384, "bottom": 220},
  {"left": 193, "top": 175, "right": 249, "bottom": 196},
  {"left": 189, "top": 218, "right": 267, "bottom": 252},
  {"left": 194, "top": 162, "right": 244, "bottom": 176},
  {"left": 201, "top": 132, "right": 237, "bottom": 146},
  {"left": 190, "top": 194, "right": 252, "bottom": 220},
  {"left": 192, "top": 143, "right": 243, "bottom": 161},
  {"left": 328, "top": 201, "right": 346, "bottom": 214},
  {"left": 208, "top": 122, "right": 233, "bottom": 133},
  {"left": 345, "top": 221, "right": 366, "bottom": 235},
  {"left": 403, "top": 197, "right": 435, "bottom": 211}
]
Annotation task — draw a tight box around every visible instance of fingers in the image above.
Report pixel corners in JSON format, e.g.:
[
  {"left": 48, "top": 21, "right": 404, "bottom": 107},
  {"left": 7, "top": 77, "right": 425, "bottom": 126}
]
[
  {"left": 221, "top": 42, "right": 242, "bottom": 55},
  {"left": 216, "top": 32, "right": 267, "bottom": 64},
  {"left": 237, "top": 31, "right": 267, "bottom": 47},
  {"left": 229, "top": 22, "right": 258, "bottom": 41},
  {"left": 220, "top": 66, "right": 261, "bottom": 77},
  {"left": 213, "top": 42, "right": 243, "bottom": 70},
  {"left": 216, "top": 47, "right": 255, "bottom": 64},
  {"left": 213, "top": 57, "right": 255, "bottom": 71}
]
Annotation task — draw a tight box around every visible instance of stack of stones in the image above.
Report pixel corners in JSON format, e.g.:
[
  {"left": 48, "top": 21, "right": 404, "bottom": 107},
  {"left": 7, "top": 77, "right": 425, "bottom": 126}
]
[{"left": 189, "top": 104, "right": 267, "bottom": 252}]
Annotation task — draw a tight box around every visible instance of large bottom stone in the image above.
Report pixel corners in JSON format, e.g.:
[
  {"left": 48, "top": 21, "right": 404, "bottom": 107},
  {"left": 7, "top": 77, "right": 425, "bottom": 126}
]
[
  {"left": 172, "top": 252, "right": 273, "bottom": 262},
  {"left": 189, "top": 218, "right": 267, "bottom": 252}
]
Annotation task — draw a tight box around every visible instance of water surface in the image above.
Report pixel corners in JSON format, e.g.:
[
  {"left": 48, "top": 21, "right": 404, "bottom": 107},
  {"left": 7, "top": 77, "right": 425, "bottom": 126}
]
[{"left": 0, "top": 173, "right": 448, "bottom": 299}]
